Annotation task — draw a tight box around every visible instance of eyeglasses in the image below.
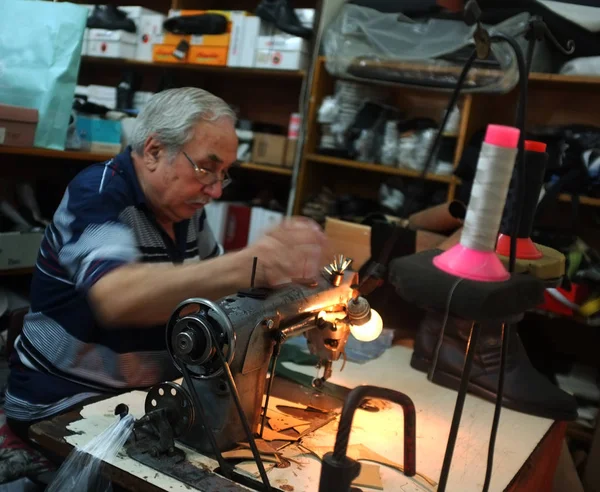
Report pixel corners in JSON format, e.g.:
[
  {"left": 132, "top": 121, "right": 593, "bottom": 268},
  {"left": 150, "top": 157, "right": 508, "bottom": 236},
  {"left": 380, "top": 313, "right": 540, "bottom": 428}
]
[{"left": 182, "top": 151, "right": 232, "bottom": 189}]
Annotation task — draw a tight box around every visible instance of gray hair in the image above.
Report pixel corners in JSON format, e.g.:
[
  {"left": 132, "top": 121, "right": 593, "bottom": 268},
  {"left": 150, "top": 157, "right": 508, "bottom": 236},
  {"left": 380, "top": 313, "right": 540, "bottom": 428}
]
[{"left": 130, "top": 87, "right": 237, "bottom": 158}]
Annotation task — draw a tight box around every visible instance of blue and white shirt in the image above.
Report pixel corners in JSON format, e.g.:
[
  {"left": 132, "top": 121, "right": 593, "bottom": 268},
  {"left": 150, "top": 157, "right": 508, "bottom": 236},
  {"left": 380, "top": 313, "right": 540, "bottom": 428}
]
[{"left": 5, "top": 147, "right": 222, "bottom": 422}]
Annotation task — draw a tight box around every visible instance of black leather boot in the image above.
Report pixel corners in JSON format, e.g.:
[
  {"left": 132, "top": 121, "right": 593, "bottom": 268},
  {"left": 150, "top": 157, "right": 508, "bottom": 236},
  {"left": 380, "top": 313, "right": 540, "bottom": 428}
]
[
  {"left": 411, "top": 310, "right": 578, "bottom": 421},
  {"left": 256, "top": 0, "right": 312, "bottom": 40},
  {"left": 87, "top": 5, "right": 136, "bottom": 33}
]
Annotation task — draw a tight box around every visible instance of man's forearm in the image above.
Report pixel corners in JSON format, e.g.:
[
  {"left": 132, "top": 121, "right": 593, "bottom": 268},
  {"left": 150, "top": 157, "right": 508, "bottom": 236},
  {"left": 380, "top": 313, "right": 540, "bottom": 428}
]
[{"left": 89, "top": 250, "right": 252, "bottom": 328}]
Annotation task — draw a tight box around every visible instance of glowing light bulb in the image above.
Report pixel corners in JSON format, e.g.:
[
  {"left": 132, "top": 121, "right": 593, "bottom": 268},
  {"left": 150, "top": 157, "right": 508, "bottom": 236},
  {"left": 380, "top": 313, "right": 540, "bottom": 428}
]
[{"left": 350, "top": 309, "right": 383, "bottom": 342}]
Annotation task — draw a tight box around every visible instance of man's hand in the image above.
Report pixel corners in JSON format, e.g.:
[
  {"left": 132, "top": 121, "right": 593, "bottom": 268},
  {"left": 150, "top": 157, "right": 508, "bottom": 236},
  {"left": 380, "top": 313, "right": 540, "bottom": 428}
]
[{"left": 244, "top": 217, "right": 328, "bottom": 287}]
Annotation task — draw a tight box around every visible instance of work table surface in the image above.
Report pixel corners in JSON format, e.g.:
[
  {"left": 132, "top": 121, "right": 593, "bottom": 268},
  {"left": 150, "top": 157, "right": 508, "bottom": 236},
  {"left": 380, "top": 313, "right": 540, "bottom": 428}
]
[{"left": 30, "top": 344, "right": 561, "bottom": 491}]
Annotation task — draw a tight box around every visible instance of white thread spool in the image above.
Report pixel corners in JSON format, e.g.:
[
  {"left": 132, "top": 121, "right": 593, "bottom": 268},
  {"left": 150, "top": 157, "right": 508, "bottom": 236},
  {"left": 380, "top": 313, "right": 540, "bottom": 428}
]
[
  {"left": 461, "top": 142, "right": 518, "bottom": 251},
  {"left": 433, "top": 124, "right": 520, "bottom": 282}
]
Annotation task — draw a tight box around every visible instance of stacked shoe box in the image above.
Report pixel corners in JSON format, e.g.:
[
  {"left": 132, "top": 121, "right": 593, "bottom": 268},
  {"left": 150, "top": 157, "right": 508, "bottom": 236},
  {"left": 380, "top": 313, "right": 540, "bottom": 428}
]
[
  {"left": 255, "top": 24, "right": 309, "bottom": 71},
  {"left": 249, "top": 9, "right": 313, "bottom": 70},
  {"left": 120, "top": 6, "right": 165, "bottom": 62},
  {"left": 81, "top": 5, "right": 165, "bottom": 62},
  {"left": 154, "top": 10, "right": 242, "bottom": 66}
]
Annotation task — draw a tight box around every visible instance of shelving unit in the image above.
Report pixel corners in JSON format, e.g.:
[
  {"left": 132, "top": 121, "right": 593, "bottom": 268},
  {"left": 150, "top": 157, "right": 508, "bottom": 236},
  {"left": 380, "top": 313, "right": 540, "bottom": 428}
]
[
  {"left": 0, "top": 146, "right": 293, "bottom": 176},
  {"left": 292, "top": 56, "right": 600, "bottom": 216},
  {"left": 82, "top": 55, "right": 306, "bottom": 78},
  {"left": 0, "top": 0, "right": 318, "bottom": 279}
]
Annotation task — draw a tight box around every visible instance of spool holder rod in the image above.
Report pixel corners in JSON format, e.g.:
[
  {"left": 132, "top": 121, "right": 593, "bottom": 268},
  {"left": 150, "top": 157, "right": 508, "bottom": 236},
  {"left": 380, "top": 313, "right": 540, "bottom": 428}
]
[
  {"left": 437, "top": 322, "right": 482, "bottom": 491},
  {"left": 260, "top": 339, "right": 282, "bottom": 438},
  {"left": 261, "top": 314, "right": 318, "bottom": 438}
]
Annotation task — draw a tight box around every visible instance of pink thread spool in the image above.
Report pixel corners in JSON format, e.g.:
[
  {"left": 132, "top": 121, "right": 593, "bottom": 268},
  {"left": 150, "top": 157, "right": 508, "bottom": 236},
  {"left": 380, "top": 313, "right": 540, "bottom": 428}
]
[{"left": 433, "top": 124, "right": 520, "bottom": 282}]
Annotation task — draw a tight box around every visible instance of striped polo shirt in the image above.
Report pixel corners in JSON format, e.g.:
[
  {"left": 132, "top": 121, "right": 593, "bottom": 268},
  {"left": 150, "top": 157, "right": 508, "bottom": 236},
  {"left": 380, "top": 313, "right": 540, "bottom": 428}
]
[{"left": 5, "top": 147, "right": 222, "bottom": 422}]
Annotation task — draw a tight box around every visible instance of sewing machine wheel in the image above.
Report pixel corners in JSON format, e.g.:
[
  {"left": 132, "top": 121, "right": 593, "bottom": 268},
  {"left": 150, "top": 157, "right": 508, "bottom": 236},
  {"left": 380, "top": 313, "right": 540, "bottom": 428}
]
[
  {"left": 144, "top": 382, "right": 195, "bottom": 437},
  {"left": 166, "top": 298, "right": 236, "bottom": 379}
]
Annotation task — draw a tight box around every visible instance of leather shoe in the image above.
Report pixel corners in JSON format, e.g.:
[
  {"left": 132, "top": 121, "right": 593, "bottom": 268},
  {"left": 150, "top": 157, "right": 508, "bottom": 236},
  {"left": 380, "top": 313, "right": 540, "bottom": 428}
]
[
  {"left": 411, "top": 311, "right": 578, "bottom": 421},
  {"left": 256, "top": 0, "right": 312, "bottom": 40},
  {"left": 87, "top": 5, "right": 136, "bottom": 33}
]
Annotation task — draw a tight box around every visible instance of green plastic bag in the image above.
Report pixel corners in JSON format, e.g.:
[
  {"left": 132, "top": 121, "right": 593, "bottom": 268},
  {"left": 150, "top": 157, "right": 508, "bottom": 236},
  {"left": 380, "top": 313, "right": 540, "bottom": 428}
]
[{"left": 0, "top": 1, "right": 87, "bottom": 150}]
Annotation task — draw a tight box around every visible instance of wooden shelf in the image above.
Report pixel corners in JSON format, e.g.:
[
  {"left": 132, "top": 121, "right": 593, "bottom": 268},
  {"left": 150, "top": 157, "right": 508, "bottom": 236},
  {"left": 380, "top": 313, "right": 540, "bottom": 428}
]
[
  {"left": 81, "top": 56, "right": 306, "bottom": 78},
  {"left": 0, "top": 146, "right": 112, "bottom": 162},
  {"left": 237, "top": 162, "right": 292, "bottom": 176},
  {"left": 306, "top": 153, "right": 454, "bottom": 184},
  {"left": 0, "top": 145, "right": 291, "bottom": 176},
  {"left": 528, "top": 72, "right": 600, "bottom": 88},
  {"left": 558, "top": 194, "right": 600, "bottom": 207}
]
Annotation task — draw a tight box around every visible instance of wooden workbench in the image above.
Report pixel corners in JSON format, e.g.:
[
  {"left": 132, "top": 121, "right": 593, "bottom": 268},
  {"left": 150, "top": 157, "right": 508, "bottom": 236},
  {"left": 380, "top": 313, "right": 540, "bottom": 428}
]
[{"left": 30, "top": 345, "right": 564, "bottom": 491}]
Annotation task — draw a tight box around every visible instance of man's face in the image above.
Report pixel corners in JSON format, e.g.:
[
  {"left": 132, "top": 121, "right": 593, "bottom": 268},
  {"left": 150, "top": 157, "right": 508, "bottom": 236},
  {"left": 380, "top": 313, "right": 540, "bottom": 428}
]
[{"left": 147, "top": 118, "right": 238, "bottom": 223}]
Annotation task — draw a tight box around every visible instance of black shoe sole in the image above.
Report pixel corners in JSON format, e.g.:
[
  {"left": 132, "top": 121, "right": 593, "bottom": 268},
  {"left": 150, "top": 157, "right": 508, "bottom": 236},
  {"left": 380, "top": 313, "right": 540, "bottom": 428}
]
[{"left": 410, "top": 353, "right": 577, "bottom": 422}]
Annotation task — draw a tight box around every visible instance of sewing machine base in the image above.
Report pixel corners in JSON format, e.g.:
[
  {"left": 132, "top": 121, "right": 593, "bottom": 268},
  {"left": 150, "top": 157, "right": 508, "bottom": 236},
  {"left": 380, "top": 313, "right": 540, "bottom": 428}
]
[
  {"left": 125, "top": 444, "right": 258, "bottom": 492},
  {"left": 124, "top": 377, "right": 343, "bottom": 492}
]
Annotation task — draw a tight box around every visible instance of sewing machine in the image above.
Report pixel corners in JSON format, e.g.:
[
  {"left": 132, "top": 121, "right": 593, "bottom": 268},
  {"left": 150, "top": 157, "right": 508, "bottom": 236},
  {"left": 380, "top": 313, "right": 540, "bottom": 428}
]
[{"left": 119, "top": 255, "right": 388, "bottom": 491}]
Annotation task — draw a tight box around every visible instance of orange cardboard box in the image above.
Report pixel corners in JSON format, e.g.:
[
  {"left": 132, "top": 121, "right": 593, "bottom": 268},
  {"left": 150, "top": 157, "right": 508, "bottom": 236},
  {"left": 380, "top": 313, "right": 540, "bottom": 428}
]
[
  {"left": 152, "top": 44, "right": 188, "bottom": 63},
  {"left": 188, "top": 46, "right": 228, "bottom": 66}
]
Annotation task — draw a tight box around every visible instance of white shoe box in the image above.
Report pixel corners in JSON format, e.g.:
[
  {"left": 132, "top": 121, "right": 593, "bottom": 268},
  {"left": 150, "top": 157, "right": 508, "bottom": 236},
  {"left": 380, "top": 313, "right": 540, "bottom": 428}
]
[
  {"left": 256, "top": 24, "right": 309, "bottom": 70},
  {"left": 255, "top": 49, "right": 308, "bottom": 71},
  {"left": 135, "top": 14, "right": 165, "bottom": 61},
  {"left": 133, "top": 91, "right": 154, "bottom": 110},
  {"left": 226, "top": 11, "right": 249, "bottom": 67},
  {"left": 257, "top": 31, "right": 309, "bottom": 53},
  {"left": 88, "top": 29, "right": 137, "bottom": 59},
  {"left": 239, "top": 16, "right": 261, "bottom": 68},
  {"left": 88, "top": 85, "right": 117, "bottom": 109}
]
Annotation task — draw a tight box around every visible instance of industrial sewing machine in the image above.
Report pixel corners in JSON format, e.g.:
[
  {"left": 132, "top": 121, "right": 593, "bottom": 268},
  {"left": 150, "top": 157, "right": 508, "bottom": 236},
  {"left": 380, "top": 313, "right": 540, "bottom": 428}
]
[{"left": 118, "top": 255, "right": 400, "bottom": 492}]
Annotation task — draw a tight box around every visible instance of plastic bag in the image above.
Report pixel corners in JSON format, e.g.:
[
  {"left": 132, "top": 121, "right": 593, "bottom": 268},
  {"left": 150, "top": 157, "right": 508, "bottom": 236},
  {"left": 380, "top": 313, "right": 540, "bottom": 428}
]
[
  {"left": 47, "top": 414, "right": 134, "bottom": 492},
  {"left": 323, "top": 4, "right": 527, "bottom": 93},
  {"left": 0, "top": 0, "right": 87, "bottom": 149}
]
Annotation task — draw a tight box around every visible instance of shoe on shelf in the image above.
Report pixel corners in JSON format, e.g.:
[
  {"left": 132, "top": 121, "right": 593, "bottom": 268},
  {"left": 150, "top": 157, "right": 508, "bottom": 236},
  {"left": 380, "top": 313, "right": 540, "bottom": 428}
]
[
  {"left": 87, "top": 5, "right": 136, "bottom": 33},
  {"left": 256, "top": 0, "right": 312, "bottom": 40}
]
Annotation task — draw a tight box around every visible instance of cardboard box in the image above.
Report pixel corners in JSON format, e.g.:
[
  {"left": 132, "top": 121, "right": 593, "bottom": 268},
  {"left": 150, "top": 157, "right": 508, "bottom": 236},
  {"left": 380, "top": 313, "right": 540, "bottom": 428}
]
[
  {"left": 252, "top": 133, "right": 286, "bottom": 166},
  {"left": 136, "top": 14, "right": 165, "bottom": 61},
  {"left": 255, "top": 49, "right": 308, "bottom": 71},
  {"left": 239, "top": 16, "right": 261, "bottom": 67},
  {"left": 257, "top": 31, "right": 309, "bottom": 53},
  {"left": 0, "top": 103, "right": 38, "bottom": 147},
  {"left": 153, "top": 44, "right": 188, "bottom": 63},
  {"left": 323, "top": 218, "right": 371, "bottom": 270},
  {"left": 88, "top": 29, "right": 137, "bottom": 59},
  {"left": 226, "top": 11, "right": 250, "bottom": 67},
  {"left": 188, "top": 46, "right": 228, "bottom": 66},
  {"left": 76, "top": 116, "right": 122, "bottom": 154},
  {"left": 0, "top": 231, "right": 44, "bottom": 270},
  {"left": 284, "top": 139, "right": 297, "bottom": 168}
]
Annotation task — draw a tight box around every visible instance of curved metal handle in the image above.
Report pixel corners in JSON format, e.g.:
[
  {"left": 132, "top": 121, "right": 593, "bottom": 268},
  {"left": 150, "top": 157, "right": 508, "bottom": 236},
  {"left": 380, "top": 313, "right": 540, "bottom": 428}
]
[{"left": 332, "top": 385, "right": 417, "bottom": 477}]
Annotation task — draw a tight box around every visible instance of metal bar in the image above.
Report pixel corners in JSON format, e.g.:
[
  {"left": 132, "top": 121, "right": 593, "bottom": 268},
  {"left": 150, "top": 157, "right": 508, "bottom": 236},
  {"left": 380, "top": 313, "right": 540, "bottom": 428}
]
[
  {"left": 260, "top": 341, "right": 281, "bottom": 438},
  {"left": 482, "top": 323, "right": 509, "bottom": 491},
  {"left": 437, "top": 322, "right": 482, "bottom": 492}
]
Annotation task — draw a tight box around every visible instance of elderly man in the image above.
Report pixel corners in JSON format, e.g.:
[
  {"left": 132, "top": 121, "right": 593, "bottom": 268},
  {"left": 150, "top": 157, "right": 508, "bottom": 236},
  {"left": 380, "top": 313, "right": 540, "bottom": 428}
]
[{"left": 5, "top": 87, "right": 326, "bottom": 441}]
